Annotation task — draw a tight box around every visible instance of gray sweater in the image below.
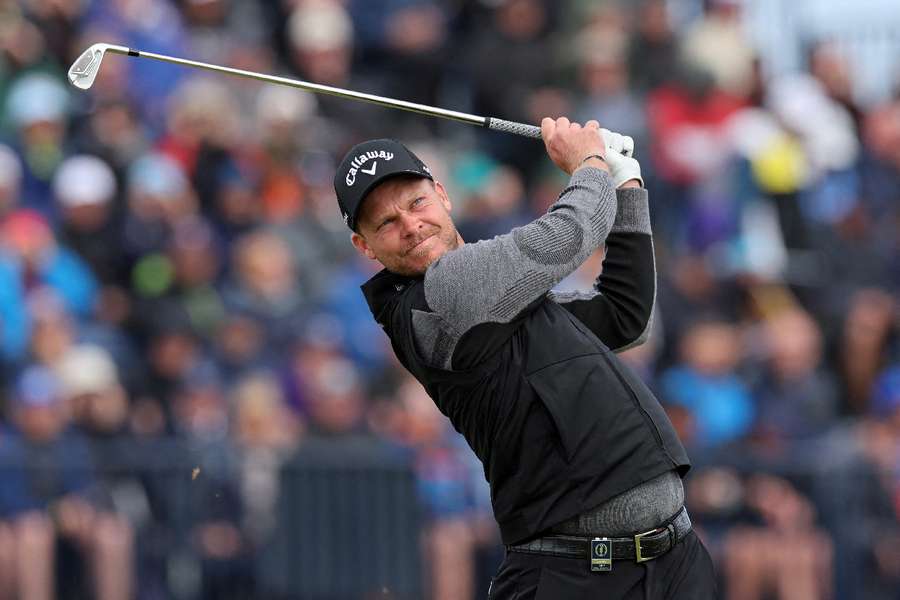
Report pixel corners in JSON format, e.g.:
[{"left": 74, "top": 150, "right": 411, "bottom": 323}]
[{"left": 416, "top": 167, "right": 684, "bottom": 535}]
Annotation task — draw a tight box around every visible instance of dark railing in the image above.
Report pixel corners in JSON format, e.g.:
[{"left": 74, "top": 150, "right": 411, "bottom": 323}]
[
  {"left": 0, "top": 434, "right": 424, "bottom": 600},
  {"left": 1, "top": 432, "right": 896, "bottom": 599}
]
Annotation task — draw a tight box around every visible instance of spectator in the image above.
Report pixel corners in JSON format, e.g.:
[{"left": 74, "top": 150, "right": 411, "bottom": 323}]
[
  {"left": 286, "top": 339, "right": 366, "bottom": 437},
  {"left": 393, "top": 375, "right": 483, "bottom": 600},
  {"left": 251, "top": 85, "right": 314, "bottom": 225},
  {"left": 573, "top": 25, "right": 648, "bottom": 158},
  {"left": 52, "top": 154, "right": 128, "bottom": 293},
  {"left": 0, "top": 366, "right": 133, "bottom": 600},
  {"left": 121, "top": 151, "right": 196, "bottom": 265},
  {"left": 0, "top": 210, "right": 97, "bottom": 363},
  {"left": 866, "top": 364, "right": 900, "bottom": 499},
  {"left": 212, "top": 312, "right": 271, "bottom": 385},
  {"left": 231, "top": 372, "right": 301, "bottom": 549},
  {"left": 0, "top": 13, "right": 54, "bottom": 82},
  {"left": 0, "top": 210, "right": 97, "bottom": 316},
  {"left": 79, "top": 0, "right": 188, "bottom": 124},
  {"left": 74, "top": 99, "right": 149, "bottom": 170},
  {"left": 221, "top": 229, "right": 308, "bottom": 353},
  {"left": 646, "top": 65, "right": 745, "bottom": 188},
  {"left": 626, "top": 0, "right": 680, "bottom": 92},
  {"left": 285, "top": 1, "right": 379, "bottom": 141},
  {"left": 661, "top": 318, "right": 755, "bottom": 448},
  {"left": 721, "top": 475, "right": 834, "bottom": 600},
  {"left": 165, "top": 217, "right": 226, "bottom": 338},
  {"left": 751, "top": 307, "right": 839, "bottom": 442},
  {"left": 808, "top": 41, "right": 864, "bottom": 132},
  {"left": 3, "top": 73, "right": 70, "bottom": 219},
  {"left": 463, "top": 0, "right": 562, "bottom": 174},
  {"left": 841, "top": 288, "right": 897, "bottom": 413},
  {"left": 288, "top": 1, "right": 355, "bottom": 88},
  {"left": 22, "top": 0, "right": 89, "bottom": 67},
  {"left": 54, "top": 344, "right": 129, "bottom": 442},
  {"left": 52, "top": 344, "right": 154, "bottom": 575},
  {"left": 348, "top": 0, "right": 450, "bottom": 109},
  {"left": 179, "top": 0, "right": 270, "bottom": 72},
  {"left": 680, "top": 0, "right": 756, "bottom": 99},
  {"left": 169, "top": 369, "right": 254, "bottom": 600},
  {"left": 316, "top": 260, "right": 394, "bottom": 376},
  {"left": 455, "top": 164, "right": 531, "bottom": 242},
  {"left": 26, "top": 291, "right": 77, "bottom": 370}
]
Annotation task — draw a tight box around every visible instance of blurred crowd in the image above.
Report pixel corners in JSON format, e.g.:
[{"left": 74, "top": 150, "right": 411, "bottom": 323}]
[{"left": 0, "top": 0, "right": 898, "bottom": 598}]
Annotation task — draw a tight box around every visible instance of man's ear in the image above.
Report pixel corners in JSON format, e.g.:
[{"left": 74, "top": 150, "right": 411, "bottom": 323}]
[
  {"left": 435, "top": 180, "right": 452, "bottom": 213},
  {"left": 351, "top": 232, "right": 377, "bottom": 260}
]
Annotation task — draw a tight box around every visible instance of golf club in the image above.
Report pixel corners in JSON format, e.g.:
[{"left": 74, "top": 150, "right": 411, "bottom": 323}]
[{"left": 68, "top": 43, "right": 543, "bottom": 139}]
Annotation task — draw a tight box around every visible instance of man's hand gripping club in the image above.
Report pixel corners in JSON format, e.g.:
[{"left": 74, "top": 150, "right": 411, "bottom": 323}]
[{"left": 541, "top": 117, "right": 642, "bottom": 188}]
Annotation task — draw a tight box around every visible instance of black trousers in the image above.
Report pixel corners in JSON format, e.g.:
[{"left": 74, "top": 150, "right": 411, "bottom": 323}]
[{"left": 488, "top": 531, "right": 717, "bottom": 599}]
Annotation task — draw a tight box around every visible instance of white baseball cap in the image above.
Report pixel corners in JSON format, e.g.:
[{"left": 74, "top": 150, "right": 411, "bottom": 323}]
[
  {"left": 55, "top": 344, "right": 119, "bottom": 397},
  {"left": 6, "top": 73, "right": 69, "bottom": 127},
  {"left": 53, "top": 155, "right": 117, "bottom": 207}
]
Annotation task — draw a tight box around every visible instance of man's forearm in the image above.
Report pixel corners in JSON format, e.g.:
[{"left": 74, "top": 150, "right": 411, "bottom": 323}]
[
  {"left": 424, "top": 167, "right": 617, "bottom": 328},
  {"left": 610, "top": 186, "right": 651, "bottom": 235},
  {"left": 549, "top": 187, "right": 656, "bottom": 351}
]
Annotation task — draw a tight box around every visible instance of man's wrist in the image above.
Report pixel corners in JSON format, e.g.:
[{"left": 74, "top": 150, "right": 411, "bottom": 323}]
[{"left": 575, "top": 155, "right": 610, "bottom": 174}]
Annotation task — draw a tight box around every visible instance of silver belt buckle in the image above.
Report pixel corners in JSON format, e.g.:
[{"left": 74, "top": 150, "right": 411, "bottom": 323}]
[{"left": 590, "top": 537, "right": 612, "bottom": 572}]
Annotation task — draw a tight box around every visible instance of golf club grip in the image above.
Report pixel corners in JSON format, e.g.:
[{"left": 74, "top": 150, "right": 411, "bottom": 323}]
[{"left": 486, "top": 118, "right": 543, "bottom": 139}]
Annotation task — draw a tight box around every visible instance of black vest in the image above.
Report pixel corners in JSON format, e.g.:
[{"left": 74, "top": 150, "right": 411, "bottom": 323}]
[{"left": 363, "top": 270, "right": 690, "bottom": 545}]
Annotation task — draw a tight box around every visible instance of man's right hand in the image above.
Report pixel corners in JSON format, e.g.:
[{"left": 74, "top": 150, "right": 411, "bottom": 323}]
[{"left": 541, "top": 117, "right": 609, "bottom": 176}]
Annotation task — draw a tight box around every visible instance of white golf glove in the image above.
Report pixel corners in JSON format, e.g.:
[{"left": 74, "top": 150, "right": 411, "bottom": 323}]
[{"left": 601, "top": 128, "right": 643, "bottom": 188}]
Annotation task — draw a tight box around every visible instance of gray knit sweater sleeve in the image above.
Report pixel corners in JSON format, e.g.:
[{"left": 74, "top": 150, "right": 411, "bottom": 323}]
[{"left": 420, "top": 167, "right": 617, "bottom": 357}]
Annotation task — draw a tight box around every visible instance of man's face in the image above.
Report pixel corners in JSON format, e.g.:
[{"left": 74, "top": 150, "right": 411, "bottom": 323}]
[{"left": 351, "top": 176, "right": 460, "bottom": 276}]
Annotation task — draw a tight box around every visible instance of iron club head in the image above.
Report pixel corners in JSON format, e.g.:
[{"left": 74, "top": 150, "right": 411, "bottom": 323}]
[{"left": 68, "top": 43, "right": 129, "bottom": 90}]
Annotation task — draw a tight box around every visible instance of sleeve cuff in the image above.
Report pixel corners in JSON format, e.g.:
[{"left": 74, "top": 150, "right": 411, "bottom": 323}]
[
  {"left": 611, "top": 187, "right": 651, "bottom": 234},
  {"left": 569, "top": 165, "right": 614, "bottom": 188}
]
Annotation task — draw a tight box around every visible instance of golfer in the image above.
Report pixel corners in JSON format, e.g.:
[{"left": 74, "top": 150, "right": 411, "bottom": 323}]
[{"left": 334, "top": 117, "right": 716, "bottom": 599}]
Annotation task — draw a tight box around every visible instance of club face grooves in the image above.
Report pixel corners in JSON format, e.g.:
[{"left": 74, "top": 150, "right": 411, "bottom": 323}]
[{"left": 68, "top": 46, "right": 103, "bottom": 90}]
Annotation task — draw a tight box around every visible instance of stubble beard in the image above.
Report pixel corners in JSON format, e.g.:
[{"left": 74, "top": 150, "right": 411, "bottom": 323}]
[{"left": 389, "top": 223, "right": 460, "bottom": 277}]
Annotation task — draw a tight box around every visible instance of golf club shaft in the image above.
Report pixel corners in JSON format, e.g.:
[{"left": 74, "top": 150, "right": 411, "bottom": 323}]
[{"left": 106, "top": 46, "right": 543, "bottom": 139}]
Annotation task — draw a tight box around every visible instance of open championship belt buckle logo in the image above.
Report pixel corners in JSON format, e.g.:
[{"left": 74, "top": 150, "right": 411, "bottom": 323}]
[{"left": 590, "top": 537, "right": 612, "bottom": 572}]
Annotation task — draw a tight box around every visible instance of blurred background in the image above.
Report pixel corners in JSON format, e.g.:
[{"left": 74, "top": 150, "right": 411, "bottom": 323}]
[{"left": 0, "top": 0, "right": 897, "bottom": 598}]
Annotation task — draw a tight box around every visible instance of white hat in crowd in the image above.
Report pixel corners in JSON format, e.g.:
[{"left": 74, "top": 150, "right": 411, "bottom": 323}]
[
  {"left": 53, "top": 155, "right": 117, "bottom": 207},
  {"left": 55, "top": 344, "right": 119, "bottom": 397},
  {"left": 5, "top": 73, "right": 69, "bottom": 127},
  {"left": 288, "top": 2, "right": 353, "bottom": 52}
]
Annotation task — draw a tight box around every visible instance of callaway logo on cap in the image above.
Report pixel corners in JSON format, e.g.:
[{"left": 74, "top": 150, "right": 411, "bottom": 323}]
[{"left": 334, "top": 139, "right": 433, "bottom": 231}]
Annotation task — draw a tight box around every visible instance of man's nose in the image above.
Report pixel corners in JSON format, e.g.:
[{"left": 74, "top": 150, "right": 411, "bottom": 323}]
[{"left": 398, "top": 212, "right": 421, "bottom": 236}]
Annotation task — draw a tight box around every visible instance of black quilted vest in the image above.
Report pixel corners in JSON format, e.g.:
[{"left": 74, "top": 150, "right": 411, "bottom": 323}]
[{"left": 362, "top": 269, "right": 690, "bottom": 545}]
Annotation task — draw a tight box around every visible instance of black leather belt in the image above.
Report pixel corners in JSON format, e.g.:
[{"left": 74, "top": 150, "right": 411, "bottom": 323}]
[{"left": 506, "top": 507, "right": 691, "bottom": 570}]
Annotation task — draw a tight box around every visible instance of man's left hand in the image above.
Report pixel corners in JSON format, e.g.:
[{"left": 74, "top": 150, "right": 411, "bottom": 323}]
[{"left": 601, "top": 128, "right": 643, "bottom": 188}]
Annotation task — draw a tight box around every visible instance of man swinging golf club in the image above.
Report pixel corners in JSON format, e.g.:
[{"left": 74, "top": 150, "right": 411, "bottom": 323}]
[
  {"left": 334, "top": 118, "right": 716, "bottom": 599},
  {"left": 66, "top": 41, "right": 715, "bottom": 598}
]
